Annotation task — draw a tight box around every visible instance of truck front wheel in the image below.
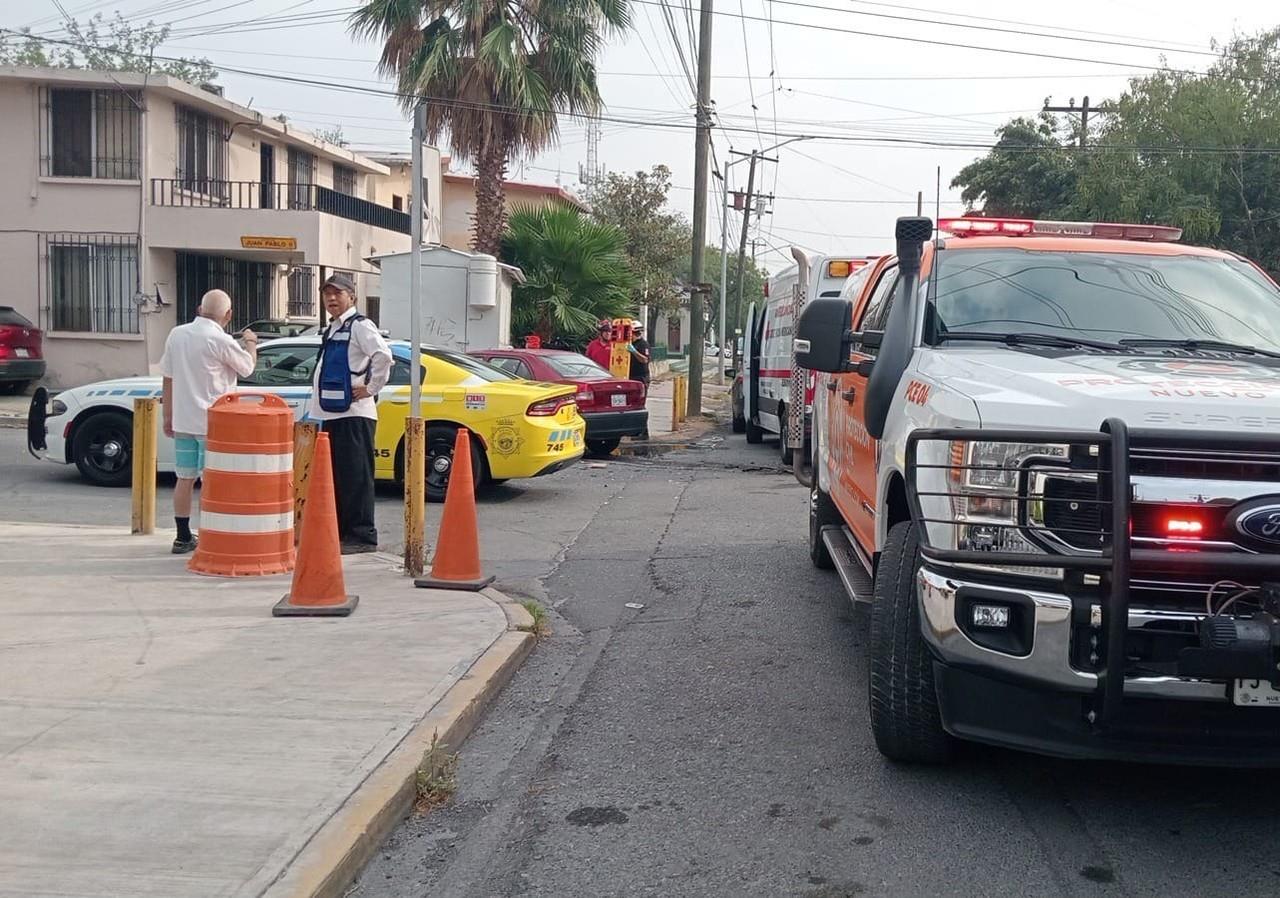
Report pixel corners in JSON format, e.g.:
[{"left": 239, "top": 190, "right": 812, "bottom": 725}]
[{"left": 868, "top": 520, "right": 952, "bottom": 764}]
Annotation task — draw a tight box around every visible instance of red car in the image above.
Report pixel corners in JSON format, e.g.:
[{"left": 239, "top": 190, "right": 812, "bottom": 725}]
[
  {"left": 469, "top": 348, "right": 647, "bottom": 455},
  {"left": 0, "top": 306, "right": 45, "bottom": 394}
]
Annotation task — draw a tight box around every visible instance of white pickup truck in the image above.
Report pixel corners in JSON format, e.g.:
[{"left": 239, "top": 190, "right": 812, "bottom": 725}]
[{"left": 794, "top": 215, "right": 1280, "bottom": 765}]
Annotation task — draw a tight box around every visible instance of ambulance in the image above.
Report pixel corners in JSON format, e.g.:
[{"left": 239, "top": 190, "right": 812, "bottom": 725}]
[
  {"left": 795, "top": 215, "right": 1280, "bottom": 766},
  {"left": 741, "top": 252, "right": 871, "bottom": 462}
]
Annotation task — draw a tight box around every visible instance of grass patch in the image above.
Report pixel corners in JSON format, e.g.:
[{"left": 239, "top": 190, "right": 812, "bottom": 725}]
[
  {"left": 519, "top": 599, "right": 550, "bottom": 637},
  {"left": 414, "top": 730, "right": 459, "bottom": 814}
]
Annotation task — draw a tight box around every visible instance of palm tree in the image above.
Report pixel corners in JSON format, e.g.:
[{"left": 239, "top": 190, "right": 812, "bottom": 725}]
[
  {"left": 350, "top": 0, "right": 629, "bottom": 257},
  {"left": 502, "top": 204, "right": 636, "bottom": 342}
]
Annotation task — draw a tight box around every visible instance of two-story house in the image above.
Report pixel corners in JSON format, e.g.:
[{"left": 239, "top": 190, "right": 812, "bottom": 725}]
[{"left": 0, "top": 65, "right": 417, "bottom": 388}]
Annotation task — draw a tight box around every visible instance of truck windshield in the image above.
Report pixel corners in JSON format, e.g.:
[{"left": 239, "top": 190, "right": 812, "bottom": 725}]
[{"left": 929, "top": 248, "right": 1280, "bottom": 353}]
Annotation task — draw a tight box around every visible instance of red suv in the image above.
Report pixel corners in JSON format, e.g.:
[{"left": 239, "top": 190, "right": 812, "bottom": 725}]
[
  {"left": 0, "top": 307, "right": 45, "bottom": 394},
  {"left": 469, "top": 348, "right": 647, "bottom": 455}
]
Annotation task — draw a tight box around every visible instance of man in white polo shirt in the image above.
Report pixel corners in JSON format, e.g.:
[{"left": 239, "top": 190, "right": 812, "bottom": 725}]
[{"left": 159, "top": 289, "right": 258, "bottom": 554}]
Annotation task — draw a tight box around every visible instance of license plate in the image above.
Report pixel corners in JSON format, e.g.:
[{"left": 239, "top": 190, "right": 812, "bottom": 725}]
[
  {"left": 1234, "top": 679, "right": 1280, "bottom": 707},
  {"left": 14, "top": 348, "right": 29, "bottom": 358},
  {"left": 611, "top": 393, "right": 626, "bottom": 407}
]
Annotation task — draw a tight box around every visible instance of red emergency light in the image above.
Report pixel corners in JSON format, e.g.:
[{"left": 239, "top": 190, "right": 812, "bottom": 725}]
[
  {"left": 1164, "top": 517, "right": 1204, "bottom": 539},
  {"left": 939, "top": 217, "right": 1182, "bottom": 243}
]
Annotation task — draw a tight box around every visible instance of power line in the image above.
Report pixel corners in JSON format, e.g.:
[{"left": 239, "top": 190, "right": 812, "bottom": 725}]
[{"left": 10, "top": 28, "right": 1279, "bottom": 156}]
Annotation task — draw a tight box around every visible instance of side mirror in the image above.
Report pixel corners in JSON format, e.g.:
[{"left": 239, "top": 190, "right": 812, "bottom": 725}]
[{"left": 793, "top": 295, "right": 854, "bottom": 373}]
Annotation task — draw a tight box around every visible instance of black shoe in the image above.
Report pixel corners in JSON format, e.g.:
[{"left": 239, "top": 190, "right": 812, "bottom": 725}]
[
  {"left": 172, "top": 536, "right": 198, "bottom": 555},
  {"left": 340, "top": 542, "right": 378, "bottom": 555}
]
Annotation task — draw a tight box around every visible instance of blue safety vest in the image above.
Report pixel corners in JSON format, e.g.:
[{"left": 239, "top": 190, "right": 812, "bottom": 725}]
[{"left": 316, "top": 314, "right": 371, "bottom": 414}]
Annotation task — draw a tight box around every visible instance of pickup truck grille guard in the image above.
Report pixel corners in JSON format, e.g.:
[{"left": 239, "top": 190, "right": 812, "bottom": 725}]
[{"left": 905, "top": 419, "right": 1280, "bottom": 726}]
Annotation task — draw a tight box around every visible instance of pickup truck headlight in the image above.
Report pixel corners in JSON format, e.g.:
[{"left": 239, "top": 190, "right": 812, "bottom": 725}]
[
  {"left": 947, "top": 439, "right": 1070, "bottom": 577},
  {"left": 50, "top": 398, "right": 68, "bottom": 417}
]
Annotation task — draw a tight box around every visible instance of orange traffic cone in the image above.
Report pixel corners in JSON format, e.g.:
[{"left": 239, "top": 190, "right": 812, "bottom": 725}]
[
  {"left": 415, "top": 428, "right": 494, "bottom": 592},
  {"left": 273, "top": 432, "right": 359, "bottom": 617}
]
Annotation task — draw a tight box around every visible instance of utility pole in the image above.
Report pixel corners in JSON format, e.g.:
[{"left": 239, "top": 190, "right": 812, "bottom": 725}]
[
  {"left": 687, "top": 0, "right": 714, "bottom": 416},
  {"left": 1042, "top": 95, "right": 1098, "bottom": 148},
  {"left": 403, "top": 101, "right": 427, "bottom": 577},
  {"left": 732, "top": 151, "right": 758, "bottom": 348}
]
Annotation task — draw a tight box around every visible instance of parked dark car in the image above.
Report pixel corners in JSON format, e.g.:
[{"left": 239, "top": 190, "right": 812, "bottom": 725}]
[
  {"left": 0, "top": 307, "right": 45, "bottom": 394},
  {"left": 469, "top": 347, "right": 647, "bottom": 456}
]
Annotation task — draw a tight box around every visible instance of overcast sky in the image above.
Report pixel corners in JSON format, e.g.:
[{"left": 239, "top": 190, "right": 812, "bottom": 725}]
[{"left": 14, "top": 0, "right": 1275, "bottom": 270}]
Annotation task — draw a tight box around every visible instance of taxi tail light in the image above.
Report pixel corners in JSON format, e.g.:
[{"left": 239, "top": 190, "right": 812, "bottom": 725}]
[
  {"left": 939, "top": 217, "right": 1181, "bottom": 242},
  {"left": 527, "top": 396, "right": 575, "bottom": 416}
]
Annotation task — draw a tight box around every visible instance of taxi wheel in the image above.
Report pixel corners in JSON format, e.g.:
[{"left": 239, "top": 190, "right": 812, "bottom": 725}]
[
  {"left": 398, "top": 425, "right": 487, "bottom": 503},
  {"left": 72, "top": 410, "right": 133, "bottom": 487}
]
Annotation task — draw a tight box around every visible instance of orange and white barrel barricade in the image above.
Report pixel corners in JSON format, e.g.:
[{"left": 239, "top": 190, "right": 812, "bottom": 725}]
[{"left": 188, "top": 392, "right": 296, "bottom": 577}]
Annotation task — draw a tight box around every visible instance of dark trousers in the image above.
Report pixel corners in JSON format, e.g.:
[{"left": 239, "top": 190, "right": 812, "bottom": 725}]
[{"left": 323, "top": 416, "right": 378, "bottom": 547}]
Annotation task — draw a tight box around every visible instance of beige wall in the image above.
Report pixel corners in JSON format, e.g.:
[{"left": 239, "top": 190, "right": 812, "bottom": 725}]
[{"left": 441, "top": 178, "right": 584, "bottom": 251}]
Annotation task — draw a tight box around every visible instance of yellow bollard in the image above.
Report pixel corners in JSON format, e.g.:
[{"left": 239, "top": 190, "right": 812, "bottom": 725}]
[
  {"left": 403, "top": 416, "right": 426, "bottom": 577},
  {"left": 292, "top": 421, "right": 318, "bottom": 546},
  {"left": 130, "top": 398, "right": 158, "bottom": 534}
]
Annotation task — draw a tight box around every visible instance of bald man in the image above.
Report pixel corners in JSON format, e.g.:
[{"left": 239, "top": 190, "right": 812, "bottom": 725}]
[{"left": 158, "top": 290, "right": 258, "bottom": 553}]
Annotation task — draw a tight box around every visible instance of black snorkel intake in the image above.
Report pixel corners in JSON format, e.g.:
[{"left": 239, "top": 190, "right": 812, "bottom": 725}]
[{"left": 864, "top": 216, "right": 931, "bottom": 440}]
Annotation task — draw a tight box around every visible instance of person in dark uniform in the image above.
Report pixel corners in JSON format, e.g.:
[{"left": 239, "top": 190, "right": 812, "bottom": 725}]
[
  {"left": 307, "top": 272, "right": 393, "bottom": 554},
  {"left": 628, "top": 320, "right": 650, "bottom": 386}
]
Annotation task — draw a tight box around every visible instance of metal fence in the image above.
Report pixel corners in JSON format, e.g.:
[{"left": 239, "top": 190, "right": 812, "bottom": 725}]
[
  {"left": 176, "top": 252, "right": 273, "bottom": 325},
  {"left": 150, "top": 179, "right": 412, "bottom": 235},
  {"left": 38, "top": 233, "right": 140, "bottom": 334}
]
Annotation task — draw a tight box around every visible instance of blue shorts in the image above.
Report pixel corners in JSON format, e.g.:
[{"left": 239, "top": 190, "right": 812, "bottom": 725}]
[{"left": 174, "top": 433, "right": 206, "bottom": 479}]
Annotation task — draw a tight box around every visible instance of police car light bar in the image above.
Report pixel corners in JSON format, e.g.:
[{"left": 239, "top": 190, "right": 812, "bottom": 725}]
[{"left": 938, "top": 217, "right": 1182, "bottom": 242}]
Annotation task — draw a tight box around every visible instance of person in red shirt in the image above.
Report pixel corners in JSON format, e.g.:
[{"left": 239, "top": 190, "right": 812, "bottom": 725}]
[{"left": 584, "top": 321, "right": 613, "bottom": 369}]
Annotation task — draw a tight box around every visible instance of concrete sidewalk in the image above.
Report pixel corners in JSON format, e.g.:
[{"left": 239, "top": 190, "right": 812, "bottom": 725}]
[
  {"left": 0, "top": 522, "right": 533, "bottom": 898},
  {"left": 645, "top": 376, "right": 731, "bottom": 438},
  {"left": 0, "top": 393, "right": 28, "bottom": 428}
]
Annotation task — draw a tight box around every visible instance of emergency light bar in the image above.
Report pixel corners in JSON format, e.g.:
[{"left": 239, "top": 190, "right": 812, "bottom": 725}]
[
  {"left": 826, "top": 259, "right": 871, "bottom": 278},
  {"left": 938, "top": 217, "right": 1182, "bottom": 242}
]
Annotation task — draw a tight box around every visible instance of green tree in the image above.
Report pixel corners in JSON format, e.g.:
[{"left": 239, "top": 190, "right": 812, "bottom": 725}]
[
  {"left": 587, "top": 165, "right": 690, "bottom": 328},
  {"left": 501, "top": 205, "right": 636, "bottom": 342},
  {"left": 1073, "top": 30, "right": 1280, "bottom": 264},
  {"left": 350, "top": 0, "right": 630, "bottom": 257},
  {"left": 951, "top": 29, "right": 1280, "bottom": 273},
  {"left": 950, "top": 114, "right": 1076, "bottom": 218},
  {"left": 0, "top": 13, "right": 217, "bottom": 83}
]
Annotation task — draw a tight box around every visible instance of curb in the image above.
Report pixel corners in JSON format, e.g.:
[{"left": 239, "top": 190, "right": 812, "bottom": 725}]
[
  {"left": 0, "top": 415, "right": 24, "bottom": 430},
  {"left": 263, "top": 589, "right": 537, "bottom": 898}
]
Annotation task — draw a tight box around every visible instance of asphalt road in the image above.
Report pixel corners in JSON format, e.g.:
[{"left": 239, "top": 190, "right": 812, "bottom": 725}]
[{"left": 4, "top": 426, "right": 1278, "bottom": 898}]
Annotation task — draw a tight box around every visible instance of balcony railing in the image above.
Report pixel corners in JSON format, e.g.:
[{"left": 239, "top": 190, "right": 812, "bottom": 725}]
[{"left": 150, "top": 179, "right": 412, "bottom": 235}]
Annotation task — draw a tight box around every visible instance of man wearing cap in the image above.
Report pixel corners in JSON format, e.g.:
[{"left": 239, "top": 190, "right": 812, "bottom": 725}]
[
  {"left": 307, "top": 272, "right": 393, "bottom": 554},
  {"left": 585, "top": 321, "right": 613, "bottom": 369},
  {"left": 159, "top": 289, "right": 258, "bottom": 554}
]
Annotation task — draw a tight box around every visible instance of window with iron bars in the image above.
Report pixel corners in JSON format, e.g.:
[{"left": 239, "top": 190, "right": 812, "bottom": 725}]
[
  {"left": 41, "top": 234, "right": 140, "bottom": 334},
  {"left": 175, "top": 253, "right": 273, "bottom": 326},
  {"left": 288, "top": 147, "right": 316, "bottom": 210},
  {"left": 176, "top": 105, "right": 228, "bottom": 192},
  {"left": 333, "top": 164, "right": 357, "bottom": 196},
  {"left": 288, "top": 267, "right": 316, "bottom": 317},
  {"left": 40, "top": 87, "right": 141, "bottom": 179}
]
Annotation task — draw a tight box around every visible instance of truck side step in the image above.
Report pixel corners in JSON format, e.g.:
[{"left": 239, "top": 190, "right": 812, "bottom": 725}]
[{"left": 820, "top": 525, "right": 874, "bottom": 605}]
